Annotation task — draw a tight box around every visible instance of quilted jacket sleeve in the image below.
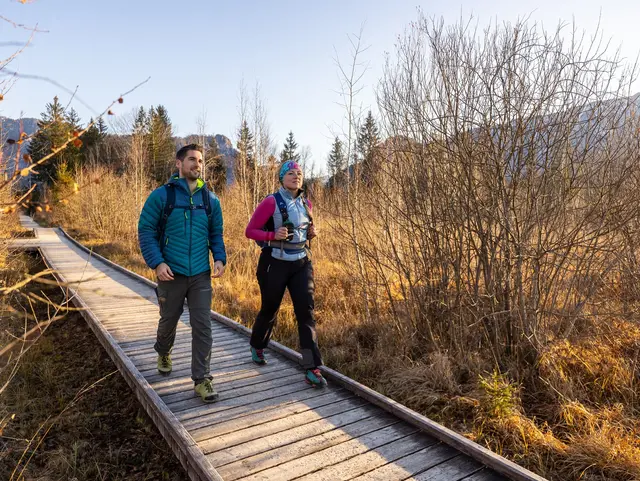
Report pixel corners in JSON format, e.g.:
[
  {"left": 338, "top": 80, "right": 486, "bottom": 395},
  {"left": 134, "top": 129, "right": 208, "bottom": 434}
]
[{"left": 138, "top": 188, "right": 165, "bottom": 270}]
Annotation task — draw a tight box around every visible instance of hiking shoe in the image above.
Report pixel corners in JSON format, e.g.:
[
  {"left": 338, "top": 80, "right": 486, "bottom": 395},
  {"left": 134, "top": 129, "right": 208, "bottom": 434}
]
[
  {"left": 157, "top": 354, "right": 172, "bottom": 374},
  {"left": 305, "top": 368, "right": 327, "bottom": 388},
  {"left": 194, "top": 379, "right": 219, "bottom": 403},
  {"left": 250, "top": 347, "right": 267, "bottom": 365}
]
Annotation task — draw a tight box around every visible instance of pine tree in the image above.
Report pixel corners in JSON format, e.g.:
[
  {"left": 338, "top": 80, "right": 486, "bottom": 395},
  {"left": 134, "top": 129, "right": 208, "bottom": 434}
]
[
  {"left": 133, "top": 106, "right": 148, "bottom": 135},
  {"left": 65, "top": 108, "right": 82, "bottom": 130},
  {"left": 206, "top": 137, "right": 226, "bottom": 193},
  {"left": 280, "top": 131, "right": 300, "bottom": 163},
  {"left": 81, "top": 119, "right": 101, "bottom": 148},
  {"left": 327, "top": 136, "right": 346, "bottom": 188},
  {"left": 357, "top": 111, "right": 381, "bottom": 184},
  {"left": 97, "top": 116, "right": 108, "bottom": 136},
  {"left": 235, "top": 120, "right": 255, "bottom": 189},
  {"left": 29, "top": 96, "right": 76, "bottom": 184},
  {"left": 147, "top": 105, "right": 174, "bottom": 184},
  {"left": 80, "top": 117, "right": 107, "bottom": 165}
]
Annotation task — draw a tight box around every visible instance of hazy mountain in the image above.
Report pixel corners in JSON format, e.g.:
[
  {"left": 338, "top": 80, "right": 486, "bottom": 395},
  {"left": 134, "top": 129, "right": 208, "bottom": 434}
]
[{"left": 178, "top": 133, "right": 237, "bottom": 184}]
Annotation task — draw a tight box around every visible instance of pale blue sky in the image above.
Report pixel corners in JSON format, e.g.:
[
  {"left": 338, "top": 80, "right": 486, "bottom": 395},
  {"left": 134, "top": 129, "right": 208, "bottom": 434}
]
[{"left": 1, "top": 0, "right": 639, "bottom": 172}]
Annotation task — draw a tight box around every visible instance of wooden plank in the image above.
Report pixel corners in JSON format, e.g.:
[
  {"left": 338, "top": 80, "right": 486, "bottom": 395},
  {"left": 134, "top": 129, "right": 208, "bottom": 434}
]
[
  {"left": 197, "top": 395, "right": 367, "bottom": 450},
  {"left": 134, "top": 341, "right": 251, "bottom": 366},
  {"left": 137, "top": 349, "right": 258, "bottom": 378},
  {"left": 117, "top": 328, "right": 242, "bottom": 349},
  {"left": 413, "top": 455, "right": 483, "bottom": 480},
  {"left": 349, "top": 443, "right": 459, "bottom": 481},
  {"left": 121, "top": 334, "right": 193, "bottom": 350},
  {"left": 144, "top": 356, "right": 266, "bottom": 384},
  {"left": 222, "top": 420, "right": 414, "bottom": 481},
  {"left": 122, "top": 333, "right": 242, "bottom": 355},
  {"left": 213, "top": 416, "right": 398, "bottom": 478},
  {"left": 104, "top": 325, "right": 157, "bottom": 339},
  {"left": 57, "top": 226, "right": 160, "bottom": 289},
  {"left": 173, "top": 378, "right": 314, "bottom": 419},
  {"left": 154, "top": 360, "right": 299, "bottom": 396},
  {"left": 190, "top": 390, "right": 355, "bottom": 443},
  {"left": 162, "top": 366, "right": 302, "bottom": 403},
  {"left": 207, "top": 404, "right": 383, "bottom": 467},
  {"left": 168, "top": 372, "right": 313, "bottom": 414},
  {"left": 182, "top": 385, "right": 347, "bottom": 432},
  {"left": 135, "top": 336, "right": 245, "bottom": 353},
  {"left": 149, "top": 361, "right": 292, "bottom": 394},
  {"left": 99, "top": 318, "right": 164, "bottom": 329},
  {"left": 136, "top": 349, "right": 249, "bottom": 375},
  {"left": 294, "top": 431, "right": 438, "bottom": 481},
  {"left": 461, "top": 469, "right": 506, "bottom": 481},
  {"left": 128, "top": 338, "right": 248, "bottom": 362}
]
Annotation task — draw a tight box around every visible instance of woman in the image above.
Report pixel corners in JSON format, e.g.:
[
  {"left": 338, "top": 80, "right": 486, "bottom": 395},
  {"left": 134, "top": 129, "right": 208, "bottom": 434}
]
[{"left": 244, "top": 161, "right": 327, "bottom": 388}]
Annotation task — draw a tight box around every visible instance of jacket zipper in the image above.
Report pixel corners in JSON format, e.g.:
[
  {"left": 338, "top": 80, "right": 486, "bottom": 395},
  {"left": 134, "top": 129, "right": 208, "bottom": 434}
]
[{"left": 188, "top": 195, "right": 193, "bottom": 275}]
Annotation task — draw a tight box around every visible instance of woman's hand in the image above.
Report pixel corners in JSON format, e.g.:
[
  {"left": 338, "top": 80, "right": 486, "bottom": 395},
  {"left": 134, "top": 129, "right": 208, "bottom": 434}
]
[{"left": 273, "top": 227, "right": 289, "bottom": 240}]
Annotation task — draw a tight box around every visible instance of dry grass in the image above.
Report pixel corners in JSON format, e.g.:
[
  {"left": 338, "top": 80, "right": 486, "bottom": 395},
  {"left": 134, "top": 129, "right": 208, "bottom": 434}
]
[
  {"left": 0, "top": 182, "right": 186, "bottom": 479},
  {"left": 0, "top": 253, "right": 188, "bottom": 480},
  {"left": 40, "top": 167, "right": 640, "bottom": 481}
]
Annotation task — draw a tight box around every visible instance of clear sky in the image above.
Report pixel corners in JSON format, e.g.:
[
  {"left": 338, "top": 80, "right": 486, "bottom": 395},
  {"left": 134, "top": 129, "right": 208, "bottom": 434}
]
[{"left": 1, "top": 0, "right": 639, "bottom": 173}]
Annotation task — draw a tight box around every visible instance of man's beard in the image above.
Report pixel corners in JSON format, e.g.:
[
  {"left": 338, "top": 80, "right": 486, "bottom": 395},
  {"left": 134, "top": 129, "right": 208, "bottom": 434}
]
[{"left": 183, "top": 169, "right": 200, "bottom": 180}]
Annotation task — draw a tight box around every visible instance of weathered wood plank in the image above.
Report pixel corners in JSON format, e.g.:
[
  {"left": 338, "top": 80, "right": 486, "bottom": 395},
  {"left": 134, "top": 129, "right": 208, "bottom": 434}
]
[
  {"left": 173, "top": 379, "right": 315, "bottom": 419},
  {"left": 135, "top": 342, "right": 252, "bottom": 368},
  {"left": 198, "top": 395, "right": 367, "bottom": 451},
  {"left": 128, "top": 338, "right": 248, "bottom": 363},
  {"left": 144, "top": 356, "right": 267, "bottom": 384},
  {"left": 413, "top": 455, "right": 483, "bottom": 480},
  {"left": 207, "top": 404, "right": 384, "bottom": 467},
  {"left": 216, "top": 418, "right": 401, "bottom": 478},
  {"left": 121, "top": 332, "right": 243, "bottom": 354},
  {"left": 190, "top": 390, "right": 355, "bottom": 443},
  {"left": 294, "top": 431, "right": 439, "bottom": 481},
  {"left": 182, "top": 385, "right": 347, "bottom": 431},
  {"left": 162, "top": 366, "right": 302, "bottom": 404},
  {"left": 461, "top": 469, "right": 507, "bottom": 481},
  {"left": 136, "top": 349, "right": 251, "bottom": 376},
  {"left": 117, "top": 327, "right": 242, "bottom": 349},
  {"left": 148, "top": 360, "right": 291, "bottom": 394},
  {"left": 152, "top": 359, "right": 293, "bottom": 396},
  {"left": 348, "top": 443, "right": 459, "bottom": 481},
  {"left": 224, "top": 420, "right": 414, "bottom": 481}
]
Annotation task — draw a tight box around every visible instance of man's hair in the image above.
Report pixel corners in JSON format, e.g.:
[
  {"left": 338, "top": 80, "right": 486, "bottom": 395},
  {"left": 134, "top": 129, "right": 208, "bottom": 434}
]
[{"left": 176, "top": 143, "right": 203, "bottom": 161}]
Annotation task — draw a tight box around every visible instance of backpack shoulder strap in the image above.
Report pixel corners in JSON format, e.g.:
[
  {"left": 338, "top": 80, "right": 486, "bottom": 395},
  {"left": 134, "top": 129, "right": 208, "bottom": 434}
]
[
  {"left": 158, "top": 184, "right": 175, "bottom": 252},
  {"left": 201, "top": 184, "right": 212, "bottom": 220},
  {"left": 301, "top": 195, "right": 313, "bottom": 225},
  {"left": 257, "top": 192, "right": 288, "bottom": 249},
  {"left": 272, "top": 191, "right": 289, "bottom": 222}
]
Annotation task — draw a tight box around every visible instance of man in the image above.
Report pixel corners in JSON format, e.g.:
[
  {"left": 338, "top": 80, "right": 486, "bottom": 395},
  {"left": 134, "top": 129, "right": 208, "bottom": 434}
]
[{"left": 138, "top": 144, "right": 226, "bottom": 403}]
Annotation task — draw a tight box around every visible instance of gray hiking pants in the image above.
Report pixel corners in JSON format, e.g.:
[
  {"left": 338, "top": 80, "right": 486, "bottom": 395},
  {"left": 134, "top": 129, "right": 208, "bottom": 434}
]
[{"left": 154, "top": 271, "right": 213, "bottom": 383}]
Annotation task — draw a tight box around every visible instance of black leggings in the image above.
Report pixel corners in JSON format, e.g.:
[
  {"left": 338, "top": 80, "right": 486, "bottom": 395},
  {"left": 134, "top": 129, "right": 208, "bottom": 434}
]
[{"left": 250, "top": 250, "right": 322, "bottom": 369}]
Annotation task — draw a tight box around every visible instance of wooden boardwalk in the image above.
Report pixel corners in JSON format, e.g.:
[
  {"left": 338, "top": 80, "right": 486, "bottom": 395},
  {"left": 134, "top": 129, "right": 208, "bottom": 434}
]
[{"left": 17, "top": 215, "right": 546, "bottom": 481}]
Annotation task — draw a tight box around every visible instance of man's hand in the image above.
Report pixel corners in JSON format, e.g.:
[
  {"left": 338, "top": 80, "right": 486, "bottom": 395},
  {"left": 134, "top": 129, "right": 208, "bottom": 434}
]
[
  {"left": 273, "top": 227, "right": 289, "bottom": 241},
  {"left": 308, "top": 224, "right": 318, "bottom": 239},
  {"left": 212, "top": 260, "right": 226, "bottom": 278},
  {"left": 156, "top": 262, "right": 174, "bottom": 281}
]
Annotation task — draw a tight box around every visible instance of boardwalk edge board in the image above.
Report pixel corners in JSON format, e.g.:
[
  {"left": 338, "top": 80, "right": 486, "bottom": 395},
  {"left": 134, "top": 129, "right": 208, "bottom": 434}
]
[{"left": 55, "top": 224, "right": 547, "bottom": 481}]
